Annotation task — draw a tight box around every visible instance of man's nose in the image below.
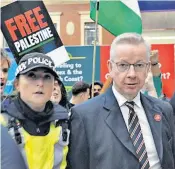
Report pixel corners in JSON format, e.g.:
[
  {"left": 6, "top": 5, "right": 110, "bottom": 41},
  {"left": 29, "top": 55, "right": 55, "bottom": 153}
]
[{"left": 127, "top": 65, "right": 136, "bottom": 77}]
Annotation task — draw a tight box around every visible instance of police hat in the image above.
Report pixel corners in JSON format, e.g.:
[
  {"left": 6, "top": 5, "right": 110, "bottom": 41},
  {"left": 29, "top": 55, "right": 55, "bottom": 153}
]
[{"left": 15, "top": 52, "right": 58, "bottom": 78}]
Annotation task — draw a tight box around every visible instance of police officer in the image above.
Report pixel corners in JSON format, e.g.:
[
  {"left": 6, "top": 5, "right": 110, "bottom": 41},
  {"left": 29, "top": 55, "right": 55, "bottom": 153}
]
[{"left": 1, "top": 52, "right": 69, "bottom": 169}]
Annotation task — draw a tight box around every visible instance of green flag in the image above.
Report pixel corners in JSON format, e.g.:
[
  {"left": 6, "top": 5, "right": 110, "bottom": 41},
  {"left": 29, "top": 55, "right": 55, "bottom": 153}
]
[{"left": 90, "top": 0, "right": 142, "bottom": 36}]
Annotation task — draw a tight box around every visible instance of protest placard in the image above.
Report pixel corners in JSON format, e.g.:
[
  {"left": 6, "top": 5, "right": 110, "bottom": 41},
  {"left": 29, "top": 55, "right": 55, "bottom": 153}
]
[{"left": 1, "top": 1, "right": 69, "bottom": 66}]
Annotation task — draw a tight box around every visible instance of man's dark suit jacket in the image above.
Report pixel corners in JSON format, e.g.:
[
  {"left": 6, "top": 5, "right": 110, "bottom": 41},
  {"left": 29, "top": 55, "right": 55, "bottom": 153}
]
[
  {"left": 67, "top": 87, "right": 175, "bottom": 169},
  {"left": 170, "top": 93, "right": 175, "bottom": 115}
]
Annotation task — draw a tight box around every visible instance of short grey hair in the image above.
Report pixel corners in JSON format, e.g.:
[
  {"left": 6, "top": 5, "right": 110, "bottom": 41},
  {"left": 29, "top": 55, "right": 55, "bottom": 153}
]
[{"left": 110, "top": 33, "right": 151, "bottom": 61}]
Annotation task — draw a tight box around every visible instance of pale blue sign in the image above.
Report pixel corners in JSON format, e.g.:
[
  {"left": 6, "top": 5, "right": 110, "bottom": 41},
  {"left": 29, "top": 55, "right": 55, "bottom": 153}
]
[{"left": 4, "top": 48, "right": 17, "bottom": 95}]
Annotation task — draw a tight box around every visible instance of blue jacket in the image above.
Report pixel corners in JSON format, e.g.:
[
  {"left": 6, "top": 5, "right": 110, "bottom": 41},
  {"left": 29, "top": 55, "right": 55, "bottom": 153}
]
[{"left": 1, "top": 125, "right": 27, "bottom": 169}]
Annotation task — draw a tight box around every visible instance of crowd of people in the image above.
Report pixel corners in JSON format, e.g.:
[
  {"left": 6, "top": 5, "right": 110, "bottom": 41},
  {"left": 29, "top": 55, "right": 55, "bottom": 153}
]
[{"left": 1, "top": 33, "right": 175, "bottom": 169}]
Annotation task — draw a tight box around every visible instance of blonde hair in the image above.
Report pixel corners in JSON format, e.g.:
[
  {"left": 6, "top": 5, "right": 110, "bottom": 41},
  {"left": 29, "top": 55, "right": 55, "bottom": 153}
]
[{"left": 1, "top": 48, "right": 11, "bottom": 68}]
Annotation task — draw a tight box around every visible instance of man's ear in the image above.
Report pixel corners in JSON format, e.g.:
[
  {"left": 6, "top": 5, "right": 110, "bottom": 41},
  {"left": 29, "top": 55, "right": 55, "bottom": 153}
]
[
  {"left": 107, "top": 60, "right": 114, "bottom": 78},
  {"left": 107, "top": 60, "right": 112, "bottom": 73},
  {"left": 80, "top": 93, "right": 85, "bottom": 100},
  {"left": 14, "top": 79, "right": 20, "bottom": 92},
  {"left": 80, "top": 92, "right": 84, "bottom": 98}
]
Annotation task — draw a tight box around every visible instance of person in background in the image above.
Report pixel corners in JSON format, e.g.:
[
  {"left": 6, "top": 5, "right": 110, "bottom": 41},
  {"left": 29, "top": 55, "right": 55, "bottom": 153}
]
[
  {"left": 143, "top": 50, "right": 162, "bottom": 98},
  {"left": 1, "top": 52, "right": 69, "bottom": 169},
  {"left": 50, "top": 77, "right": 70, "bottom": 109},
  {"left": 1, "top": 48, "right": 27, "bottom": 169},
  {"left": 67, "top": 33, "right": 175, "bottom": 169},
  {"left": 69, "top": 81, "right": 90, "bottom": 108},
  {"left": 89, "top": 81, "right": 103, "bottom": 98},
  {"left": 0, "top": 48, "right": 10, "bottom": 95},
  {"left": 0, "top": 48, "right": 13, "bottom": 111},
  {"left": 142, "top": 71, "right": 158, "bottom": 98}
]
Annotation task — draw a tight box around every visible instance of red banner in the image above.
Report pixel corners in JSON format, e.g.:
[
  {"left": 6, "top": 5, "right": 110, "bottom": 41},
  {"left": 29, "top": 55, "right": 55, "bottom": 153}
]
[{"left": 100, "top": 46, "right": 110, "bottom": 82}]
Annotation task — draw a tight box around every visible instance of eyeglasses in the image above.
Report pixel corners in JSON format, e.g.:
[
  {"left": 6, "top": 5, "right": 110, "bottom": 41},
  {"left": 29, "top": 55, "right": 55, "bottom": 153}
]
[{"left": 111, "top": 60, "right": 150, "bottom": 72}]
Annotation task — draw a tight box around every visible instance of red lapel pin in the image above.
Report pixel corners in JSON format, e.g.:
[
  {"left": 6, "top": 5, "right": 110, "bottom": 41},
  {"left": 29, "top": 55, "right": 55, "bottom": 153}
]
[{"left": 154, "top": 114, "right": 161, "bottom": 122}]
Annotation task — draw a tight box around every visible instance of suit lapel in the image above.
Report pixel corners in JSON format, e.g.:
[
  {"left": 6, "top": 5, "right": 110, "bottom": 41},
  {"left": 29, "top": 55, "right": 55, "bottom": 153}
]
[
  {"left": 103, "top": 88, "right": 163, "bottom": 162},
  {"left": 104, "top": 88, "right": 137, "bottom": 157},
  {"left": 141, "top": 94, "right": 163, "bottom": 163}
]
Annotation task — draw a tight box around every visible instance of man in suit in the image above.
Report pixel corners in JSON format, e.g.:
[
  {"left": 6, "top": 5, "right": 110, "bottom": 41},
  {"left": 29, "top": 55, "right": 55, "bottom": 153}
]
[
  {"left": 170, "top": 93, "right": 175, "bottom": 114},
  {"left": 67, "top": 33, "right": 175, "bottom": 169}
]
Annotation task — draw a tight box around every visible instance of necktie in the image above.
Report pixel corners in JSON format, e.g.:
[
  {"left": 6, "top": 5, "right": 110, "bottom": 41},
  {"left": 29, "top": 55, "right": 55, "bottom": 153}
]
[{"left": 125, "top": 101, "right": 150, "bottom": 169}]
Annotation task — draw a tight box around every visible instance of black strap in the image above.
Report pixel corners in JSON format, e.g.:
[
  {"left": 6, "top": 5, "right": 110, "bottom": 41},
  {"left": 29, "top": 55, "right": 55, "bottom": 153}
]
[
  {"left": 8, "top": 118, "right": 22, "bottom": 144},
  {"left": 55, "top": 119, "right": 69, "bottom": 142}
]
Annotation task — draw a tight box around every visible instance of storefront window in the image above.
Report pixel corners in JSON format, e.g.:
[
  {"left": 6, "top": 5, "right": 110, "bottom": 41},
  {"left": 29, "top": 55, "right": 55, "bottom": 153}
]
[{"left": 84, "top": 22, "right": 99, "bottom": 45}]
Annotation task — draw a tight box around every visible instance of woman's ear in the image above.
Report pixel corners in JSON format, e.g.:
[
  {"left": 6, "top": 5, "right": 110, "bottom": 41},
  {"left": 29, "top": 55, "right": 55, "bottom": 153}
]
[{"left": 14, "top": 78, "right": 20, "bottom": 92}]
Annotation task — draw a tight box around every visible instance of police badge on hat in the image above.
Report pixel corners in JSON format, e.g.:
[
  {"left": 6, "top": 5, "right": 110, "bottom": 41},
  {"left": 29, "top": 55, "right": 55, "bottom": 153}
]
[{"left": 15, "top": 52, "right": 58, "bottom": 78}]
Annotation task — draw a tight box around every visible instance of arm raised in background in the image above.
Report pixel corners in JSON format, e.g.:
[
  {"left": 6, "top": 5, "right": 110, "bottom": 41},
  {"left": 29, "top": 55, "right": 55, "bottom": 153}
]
[
  {"left": 150, "top": 50, "right": 162, "bottom": 98},
  {"left": 150, "top": 50, "right": 161, "bottom": 76}
]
